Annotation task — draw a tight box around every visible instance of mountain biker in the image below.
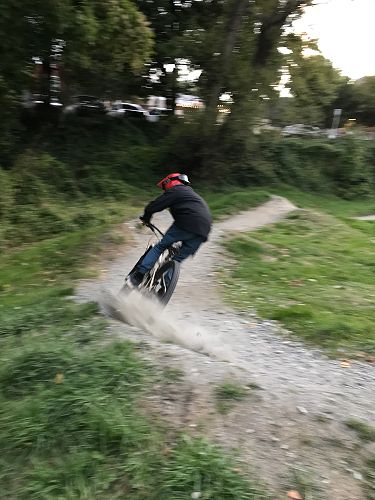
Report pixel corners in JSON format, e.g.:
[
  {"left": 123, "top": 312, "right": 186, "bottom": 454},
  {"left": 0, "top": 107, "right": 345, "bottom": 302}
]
[{"left": 129, "top": 173, "right": 212, "bottom": 287}]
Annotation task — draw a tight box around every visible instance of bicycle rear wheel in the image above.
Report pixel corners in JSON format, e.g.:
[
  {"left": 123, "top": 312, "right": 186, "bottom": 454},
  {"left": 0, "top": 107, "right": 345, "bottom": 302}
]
[{"left": 152, "top": 259, "right": 180, "bottom": 305}]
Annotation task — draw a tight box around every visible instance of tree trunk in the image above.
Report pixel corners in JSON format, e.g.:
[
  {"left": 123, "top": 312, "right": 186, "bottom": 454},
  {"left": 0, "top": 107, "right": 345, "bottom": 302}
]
[
  {"left": 204, "top": 0, "right": 250, "bottom": 132},
  {"left": 170, "top": 62, "right": 178, "bottom": 113},
  {"left": 254, "top": 0, "right": 310, "bottom": 68}
]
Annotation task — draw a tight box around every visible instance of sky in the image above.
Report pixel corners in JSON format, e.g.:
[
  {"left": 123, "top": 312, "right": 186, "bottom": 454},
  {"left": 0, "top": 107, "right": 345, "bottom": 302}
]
[
  {"left": 295, "top": 0, "right": 375, "bottom": 80},
  {"left": 178, "top": 0, "right": 375, "bottom": 88}
]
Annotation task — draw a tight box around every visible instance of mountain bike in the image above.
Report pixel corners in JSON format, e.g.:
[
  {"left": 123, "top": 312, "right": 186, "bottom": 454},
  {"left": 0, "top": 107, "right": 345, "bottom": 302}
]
[{"left": 121, "top": 222, "right": 181, "bottom": 306}]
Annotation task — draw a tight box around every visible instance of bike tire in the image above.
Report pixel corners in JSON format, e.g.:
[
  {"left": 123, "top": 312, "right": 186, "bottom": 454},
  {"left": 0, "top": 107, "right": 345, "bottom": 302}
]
[
  {"left": 153, "top": 259, "right": 180, "bottom": 305},
  {"left": 119, "top": 245, "right": 154, "bottom": 295}
]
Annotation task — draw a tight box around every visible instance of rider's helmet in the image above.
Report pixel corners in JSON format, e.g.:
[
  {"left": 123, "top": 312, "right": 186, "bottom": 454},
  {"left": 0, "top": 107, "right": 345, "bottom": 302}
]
[{"left": 157, "top": 173, "right": 190, "bottom": 190}]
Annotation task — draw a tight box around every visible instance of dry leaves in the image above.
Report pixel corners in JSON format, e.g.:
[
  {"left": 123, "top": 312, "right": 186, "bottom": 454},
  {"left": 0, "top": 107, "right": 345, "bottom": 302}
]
[
  {"left": 289, "top": 279, "right": 304, "bottom": 287},
  {"left": 287, "top": 491, "right": 303, "bottom": 500},
  {"left": 340, "top": 359, "right": 351, "bottom": 368},
  {"left": 54, "top": 373, "right": 64, "bottom": 384}
]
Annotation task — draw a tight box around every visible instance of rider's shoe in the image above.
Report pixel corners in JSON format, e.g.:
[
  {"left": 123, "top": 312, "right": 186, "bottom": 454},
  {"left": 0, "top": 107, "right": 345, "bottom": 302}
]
[{"left": 127, "top": 271, "right": 144, "bottom": 289}]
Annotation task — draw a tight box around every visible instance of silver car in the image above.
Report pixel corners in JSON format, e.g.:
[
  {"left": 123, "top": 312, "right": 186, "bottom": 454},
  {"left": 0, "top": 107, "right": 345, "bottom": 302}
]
[{"left": 108, "top": 102, "right": 150, "bottom": 120}]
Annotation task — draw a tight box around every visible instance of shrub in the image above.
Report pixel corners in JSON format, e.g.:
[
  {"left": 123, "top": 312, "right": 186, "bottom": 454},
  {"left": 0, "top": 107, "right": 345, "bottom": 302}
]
[
  {"left": 12, "top": 151, "right": 80, "bottom": 203},
  {"left": 7, "top": 205, "right": 74, "bottom": 242},
  {"left": 271, "top": 136, "right": 374, "bottom": 198},
  {"left": 0, "top": 168, "right": 14, "bottom": 221}
]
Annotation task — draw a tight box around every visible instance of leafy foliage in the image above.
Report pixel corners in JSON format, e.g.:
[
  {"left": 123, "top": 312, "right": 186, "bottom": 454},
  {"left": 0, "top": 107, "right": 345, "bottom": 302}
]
[
  {"left": 0, "top": 0, "right": 153, "bottom": 94},
  {"left": 335, "top": 76, "right": 375, "bottom": 126},
  {"left": 0, "top": 120, "right": 159, "bottom": 248},
  {"left": 281, "top": 35, "right": 346, "bottom": 126}
]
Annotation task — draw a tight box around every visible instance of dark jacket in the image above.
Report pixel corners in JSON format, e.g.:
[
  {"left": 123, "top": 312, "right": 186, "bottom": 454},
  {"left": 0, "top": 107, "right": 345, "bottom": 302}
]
[{"left": 142, "top": 185, "right": 212, "bottom": 240}]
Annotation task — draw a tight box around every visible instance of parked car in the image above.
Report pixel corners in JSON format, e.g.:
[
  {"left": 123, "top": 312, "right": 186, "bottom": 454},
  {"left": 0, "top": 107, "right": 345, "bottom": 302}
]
[
  {"left": 147, "top": 107, "right": 173, "bottom": 122},
  {"left": 107, "top": 102, "right": 149, "bottom": 120},
  {"left": 22, "top": 91, "right": 63, "bottom": 109},
  {"left": 282, "top": 124, "right": 321, "bottom": 137},
  {"left": 63, "top": 95, "right": 107, "bottom": 116},
  {"left": 175, "top": 94, "right": 204, "bottom": 109}
]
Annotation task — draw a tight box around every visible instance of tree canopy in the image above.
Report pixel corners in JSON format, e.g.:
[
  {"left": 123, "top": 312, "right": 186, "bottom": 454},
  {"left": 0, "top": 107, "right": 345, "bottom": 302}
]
[
  {"left": 0, "top": 0, "right": 153, "bottom": 98},
  {"left": 334, "top": 76, "right": 375, "bottom": 126},
  {"left": 6, "top": 0, "right": 375, "bottom": 158},
  {"left": 276, "top": 34, "right": 346, "bottom": 126}
]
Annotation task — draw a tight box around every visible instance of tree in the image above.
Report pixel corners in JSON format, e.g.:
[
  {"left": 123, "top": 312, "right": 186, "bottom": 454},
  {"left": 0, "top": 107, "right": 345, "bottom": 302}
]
[
  {"left": 280, "top": 34, "right": 346, "bottom": 126},
  {"left": 0, "top": 0, "right": 154, "bottom": 99},
  {"left": 0, "top": 0, "right": 154, "bottom": 159},
  {"left": 134, "top": 0, "right": 313, "bottom": 125},
  {"left": 335, "top": 76, "right": 375, "bottom": 126},
  {"left": 134, "top": 0, "right": 221, "bottom": 108},
  {"left": 199, "top": 0, "right": 315, "bottom": 128}
]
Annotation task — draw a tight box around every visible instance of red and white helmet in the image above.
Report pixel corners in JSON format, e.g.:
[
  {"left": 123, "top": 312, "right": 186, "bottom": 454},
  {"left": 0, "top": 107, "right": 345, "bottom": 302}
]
[{"left": 157, "top": 173, "right": 190, "bottom": 190}]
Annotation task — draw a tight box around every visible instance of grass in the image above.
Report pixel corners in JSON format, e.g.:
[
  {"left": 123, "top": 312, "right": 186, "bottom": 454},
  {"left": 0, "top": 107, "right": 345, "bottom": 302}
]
[
  {"left": 0, "top": 323, "right": 265, "bottom": 498},
  {"left": 157, "top": 436, "right": 265, "bottom": 500},
  {"left": 223, "top": 193, "right": 375, "bottom": 355},
  {"left": 0, "top": 193, "right": 147, "bottom": 251},
  {"left": 346, "top": 419, "right": 375, "bottom": 442},
  {"left": 286, "top": 468, "right": 323, "bottom": 500},
  {"left": 161, "top": 366, "right": 185, "bottom": 383},
  {"left": 215, "top": 382, "right": 248, "bottom": 414},
  {"left": 0, "top": 197, "right": 266, "bottom": 498},
  {"left": 274, "top": 186, "right": 375, "bottom": 219},
  {"left": 201, "top": 188, "right": 270, "bottom": 220},
  {"left": 364, "top": 456, "right": 375, "bottom": 500},
  {"left": 215, "top": 382, "right": 249, "bottom": 400}
]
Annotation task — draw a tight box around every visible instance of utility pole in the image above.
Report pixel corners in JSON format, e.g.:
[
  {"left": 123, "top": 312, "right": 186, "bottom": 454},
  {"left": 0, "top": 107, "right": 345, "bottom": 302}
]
[{"left": 328, "top": 108, "right": 342, "bottom": 139}]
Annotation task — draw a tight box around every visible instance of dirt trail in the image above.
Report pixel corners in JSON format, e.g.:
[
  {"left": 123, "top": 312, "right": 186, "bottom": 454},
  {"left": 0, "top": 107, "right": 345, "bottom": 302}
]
[
  {"left": 77, "top": 196, "right": 374, "bottom": 500},
  {"left": 355, "top": 215, "right": 375, "bottom": 221}
]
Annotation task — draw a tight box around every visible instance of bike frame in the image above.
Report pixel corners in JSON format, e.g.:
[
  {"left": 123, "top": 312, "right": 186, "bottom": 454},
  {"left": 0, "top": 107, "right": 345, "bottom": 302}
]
[{"left": 140, "top": 222, "right": 180, "bottom": 292}]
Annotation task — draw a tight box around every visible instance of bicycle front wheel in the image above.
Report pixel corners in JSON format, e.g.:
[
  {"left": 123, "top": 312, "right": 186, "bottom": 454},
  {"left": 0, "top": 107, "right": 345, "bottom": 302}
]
[{"left": 152, "top": 259, "right": 180, "bottom": 305}]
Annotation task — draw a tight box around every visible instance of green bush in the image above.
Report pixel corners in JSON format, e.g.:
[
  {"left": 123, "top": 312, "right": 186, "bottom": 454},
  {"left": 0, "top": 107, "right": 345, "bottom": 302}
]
[
  {"left": 332, "top": 137, "right": 373, "bottom": 198},
  {"left": 76, "top": 164, "right": 132, "bottom": 198},
  {"left": 165, "top": 120, "right": 374, "bottom": 197},
  {"left": 7, "top": 205, "right": 75, "bottom": 242},
  {"left": 264, "top": 136, "right": 374, "bottom": 198},
  {"left": 2, "top": 121, "right": 374, "bottom": 251},
  {"left": 12, "top": 150, "right": 80, "bottom": 203}
]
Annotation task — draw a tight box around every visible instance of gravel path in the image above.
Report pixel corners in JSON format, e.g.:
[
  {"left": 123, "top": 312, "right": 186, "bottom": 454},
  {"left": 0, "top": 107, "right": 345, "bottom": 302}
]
[
  {"left": 355, "top": 215, "right": 375, "bottom": 221},
  {"left": 77, "top": 196, "right": 374, "bottom": 499}
]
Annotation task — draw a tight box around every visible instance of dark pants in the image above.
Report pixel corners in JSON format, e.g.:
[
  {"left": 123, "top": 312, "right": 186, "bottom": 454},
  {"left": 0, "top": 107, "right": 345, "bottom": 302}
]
[{"left": 137, "top": 223, "right": 205, "bottom": 274}]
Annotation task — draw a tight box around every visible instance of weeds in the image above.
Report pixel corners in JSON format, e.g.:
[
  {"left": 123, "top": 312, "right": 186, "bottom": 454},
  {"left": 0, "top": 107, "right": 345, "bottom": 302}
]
[
  {"left": 215, "top": 382, "right": 248, "bottom": 400},
  {"left": 346, "top": 419, "right": 375, "bottom": 442},
  {"left": 215, "top": 381, "right": 248, "bottom": 414},
  {"left": 364, "top": 456, "right": 375, "bottom": 500},
  {"left": 158, "top": 436, "right": 265, "bottom": 500},
  {"left": 287, "top": 467, "right": 323, "bottom": 500},
  {"left": 161, "top": 366, "right": 185, "bottom": 383}
]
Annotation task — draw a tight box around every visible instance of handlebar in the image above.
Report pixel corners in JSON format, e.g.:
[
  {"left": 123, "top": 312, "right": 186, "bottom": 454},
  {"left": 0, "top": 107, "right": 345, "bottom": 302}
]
[
  {"left": 140, "top": 217, "right": 164, "bottom": 237},
  {"left": 147, "top": 222, "right": 164, "bottom": 237}
]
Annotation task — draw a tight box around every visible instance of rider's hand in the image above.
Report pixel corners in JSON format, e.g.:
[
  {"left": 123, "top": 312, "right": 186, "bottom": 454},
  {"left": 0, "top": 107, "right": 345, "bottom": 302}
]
[{"left": 139, "top": 215, "right": 149, "bottom": 226}]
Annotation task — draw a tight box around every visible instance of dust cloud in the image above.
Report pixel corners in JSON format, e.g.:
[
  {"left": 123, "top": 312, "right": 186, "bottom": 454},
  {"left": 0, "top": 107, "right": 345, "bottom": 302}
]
[{"left": 99, "top": 288, "right": 234, "bottom": 362}]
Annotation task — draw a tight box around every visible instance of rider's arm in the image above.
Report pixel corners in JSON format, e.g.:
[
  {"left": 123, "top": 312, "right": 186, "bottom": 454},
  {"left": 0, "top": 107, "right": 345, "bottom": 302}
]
[{"left": 142, "top": 191, "right": 174, "bottom": 223}]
